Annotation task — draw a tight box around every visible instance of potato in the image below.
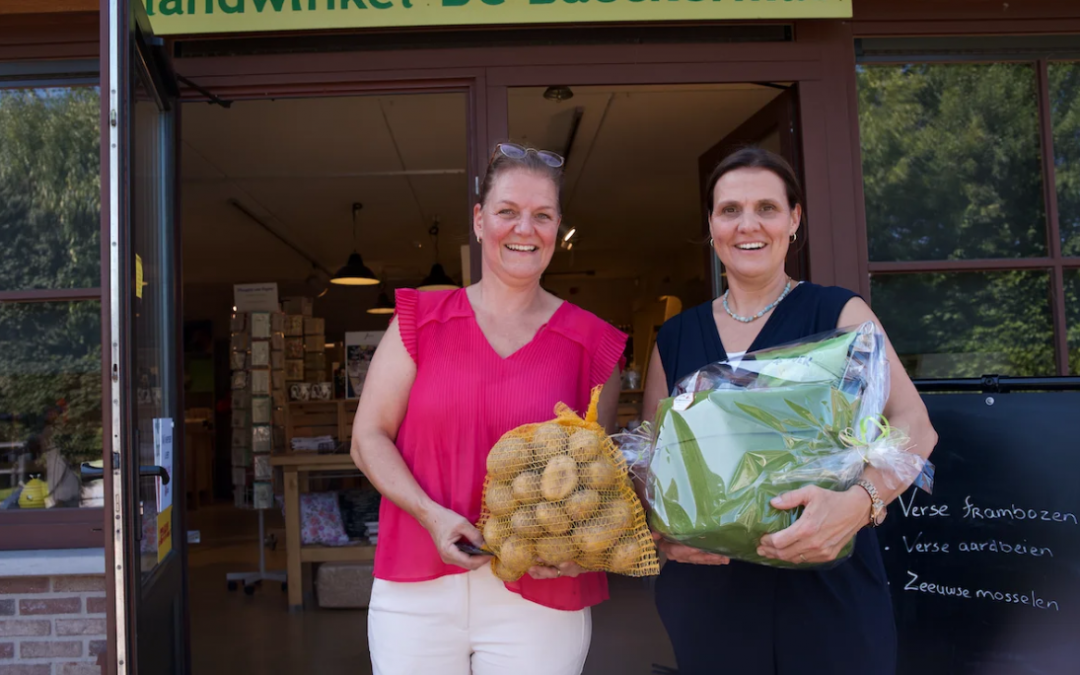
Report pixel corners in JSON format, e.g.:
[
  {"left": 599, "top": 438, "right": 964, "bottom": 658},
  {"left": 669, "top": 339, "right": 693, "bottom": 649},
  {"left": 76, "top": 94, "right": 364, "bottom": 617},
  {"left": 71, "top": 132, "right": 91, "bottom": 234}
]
[
  {"left": 483, "top": 516, "right": 511, "bottom": 549},
  {"left": 486, "top": 481, "right": 517, "bottom": 517},
  {"left": 599, "top": 500, "right": 634, "bottom": 533},
  {"left": 573, "top": 523, "right": 621, "bottom": 555},
  {"left": 532, "top": 423, "right": 570, "bottom": 462},
  {"left": 487, "top": 437, "right": 531, "bottom": 479},
  {"left": 568, "top": 429, "right": 602, "bottom": 463},
  {"left": 510, "top": 505, "right": 542, "bottom": 537},
  {"left": 577, "top": 549, "right": 609, "bottom": 571},
  {"left": 582, "top": 460, "right": 620, "bottom": 490},
  {"left": 536, "top": 536, "right": 578, "bottom": 566},
  {"left": 499, "top": 535, "right": 536, "bottom": 572},
  {"left": 564, "top": 489, "right": 601, "bottom": 522},
  {"left": 608, "top": 537, "right": 646, "bottom": 574},
  {"left": 536, "top": 502, "right": 571, "bottom": 536},
  {"left": 493, "top": 558, "right": 525, "bottom": 582},
  {"left": 541, "top": 455, "right": 579, "bottom": 501},
  {"left": 512, "top": 471, "right": 543, "bottom": 504}
]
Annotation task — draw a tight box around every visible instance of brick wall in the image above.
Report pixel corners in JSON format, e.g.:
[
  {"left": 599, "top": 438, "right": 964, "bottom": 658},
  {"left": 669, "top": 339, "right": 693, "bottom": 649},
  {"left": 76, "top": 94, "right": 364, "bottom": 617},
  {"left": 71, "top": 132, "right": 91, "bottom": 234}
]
[{"left": 0, "top": 576, "right": 106, "bottom": 675}]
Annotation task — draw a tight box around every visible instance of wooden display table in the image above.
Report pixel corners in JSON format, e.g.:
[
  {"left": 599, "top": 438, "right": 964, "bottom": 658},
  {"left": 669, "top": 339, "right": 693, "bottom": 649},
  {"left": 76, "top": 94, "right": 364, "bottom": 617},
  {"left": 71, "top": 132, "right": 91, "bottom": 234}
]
[{"left": 270, "top": 452, "right": 375, "bottom": 611}]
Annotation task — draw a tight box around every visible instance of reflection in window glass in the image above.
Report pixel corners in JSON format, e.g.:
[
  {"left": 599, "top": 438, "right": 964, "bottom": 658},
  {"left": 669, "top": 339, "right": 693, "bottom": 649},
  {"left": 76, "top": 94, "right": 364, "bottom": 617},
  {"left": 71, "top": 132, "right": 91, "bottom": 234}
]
[
  {"left": 1066, "top": 269, "right": 1080, "bottom": 374},
  {"left": 0, "top": 87, "right": 101, "bottom": 291},
  {"left": 0, "top": 302, "right": 102, "bottom": 509},
  {"left": 871, "top": 271, "right": 1054, "bottom": 378},
  {"left": 1050, "top": 62, "right": 1080, "bottom": 257},
  {"left": 857, "top": 64, "right": 1046, "bottom": 262}
]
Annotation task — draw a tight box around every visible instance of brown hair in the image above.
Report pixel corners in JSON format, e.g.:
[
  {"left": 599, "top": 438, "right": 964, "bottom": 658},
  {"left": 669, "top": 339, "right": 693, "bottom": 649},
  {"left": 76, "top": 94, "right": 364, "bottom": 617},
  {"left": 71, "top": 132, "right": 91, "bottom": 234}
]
[
  {"left": 705, "top": 147, "right": 803, "bottom": 215},
  {"left": 478, "top": 143, "right": 564, "bottom": 210}
]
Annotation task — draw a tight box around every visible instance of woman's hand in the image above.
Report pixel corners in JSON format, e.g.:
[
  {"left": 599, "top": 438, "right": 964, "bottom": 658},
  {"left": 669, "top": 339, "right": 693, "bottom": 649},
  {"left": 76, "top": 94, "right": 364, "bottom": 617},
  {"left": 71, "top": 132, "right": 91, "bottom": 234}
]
[
  {"left": 653, "top": 532, "right": 731, "bottom": 566},
  {"left": 420, "top": 503, "right": 492, "bottom": 571},
  {"left": 757, "top": 486, "right": 870, "bottom": 564},
  {"left": 527, "top": 562, "right": 587, "bottom": 580}
]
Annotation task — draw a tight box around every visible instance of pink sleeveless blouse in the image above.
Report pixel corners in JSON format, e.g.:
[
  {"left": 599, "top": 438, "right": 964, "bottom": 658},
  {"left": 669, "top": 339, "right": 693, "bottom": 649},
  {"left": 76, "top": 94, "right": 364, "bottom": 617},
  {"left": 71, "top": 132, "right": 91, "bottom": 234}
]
[{"left": 373, "top": 288, "right": 628, "bottom": 611}]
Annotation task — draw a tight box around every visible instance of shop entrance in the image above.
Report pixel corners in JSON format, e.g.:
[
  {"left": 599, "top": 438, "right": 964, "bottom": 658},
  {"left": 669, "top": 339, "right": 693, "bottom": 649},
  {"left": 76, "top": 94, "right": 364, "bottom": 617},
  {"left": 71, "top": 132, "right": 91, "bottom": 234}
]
[{"left": 166, "top": 77, "right": 803, "bottom": 674}]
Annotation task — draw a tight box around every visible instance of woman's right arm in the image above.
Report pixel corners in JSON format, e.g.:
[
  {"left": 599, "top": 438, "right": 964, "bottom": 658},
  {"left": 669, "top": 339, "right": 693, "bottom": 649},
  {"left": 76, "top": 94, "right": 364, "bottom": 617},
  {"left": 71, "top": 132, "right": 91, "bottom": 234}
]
[
  {"left": 351, "top": 318, "right": 489, "bottom": 570},
  {"left": 641, "top": 344, "right": 730, "bottom": 566}
]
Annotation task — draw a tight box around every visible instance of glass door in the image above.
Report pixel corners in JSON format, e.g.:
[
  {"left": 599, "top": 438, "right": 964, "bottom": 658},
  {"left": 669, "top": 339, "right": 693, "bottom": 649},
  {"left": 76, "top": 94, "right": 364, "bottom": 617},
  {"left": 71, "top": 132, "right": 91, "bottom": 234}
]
[{"left": 106, "top": 1, "right": 186, "bottom": 674}]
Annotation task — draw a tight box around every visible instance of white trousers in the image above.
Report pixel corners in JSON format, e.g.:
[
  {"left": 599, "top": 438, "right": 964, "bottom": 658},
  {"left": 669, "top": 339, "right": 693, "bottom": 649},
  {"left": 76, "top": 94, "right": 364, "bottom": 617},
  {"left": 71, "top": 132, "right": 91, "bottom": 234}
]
[{"left": 367, "top": 564, "right": 592, "bottom": 675}]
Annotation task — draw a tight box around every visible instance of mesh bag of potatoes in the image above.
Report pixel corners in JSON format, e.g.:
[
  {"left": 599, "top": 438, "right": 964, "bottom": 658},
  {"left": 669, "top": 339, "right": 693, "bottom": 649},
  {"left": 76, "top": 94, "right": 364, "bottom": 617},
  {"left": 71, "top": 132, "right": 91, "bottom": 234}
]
[{"left": 477, "top": 387, "right": 660, "bottom": 582}]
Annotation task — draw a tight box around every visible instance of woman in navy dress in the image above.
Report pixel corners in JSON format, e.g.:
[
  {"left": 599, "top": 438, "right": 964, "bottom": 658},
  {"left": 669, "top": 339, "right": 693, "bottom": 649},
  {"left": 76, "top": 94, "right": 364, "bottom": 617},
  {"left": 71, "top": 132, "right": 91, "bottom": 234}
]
[{"left": 642, "top": 148, "right": 938, "bottom": 675}]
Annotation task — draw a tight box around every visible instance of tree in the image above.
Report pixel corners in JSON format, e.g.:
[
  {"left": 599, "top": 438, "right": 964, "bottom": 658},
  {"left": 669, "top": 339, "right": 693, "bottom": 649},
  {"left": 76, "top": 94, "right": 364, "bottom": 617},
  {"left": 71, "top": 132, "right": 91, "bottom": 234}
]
[
  {"left": 0, "top": 87, "right": 103, "bottom": 498},
  {"left": 857, "top": 63, "right": 1059, "bottom": 377}
]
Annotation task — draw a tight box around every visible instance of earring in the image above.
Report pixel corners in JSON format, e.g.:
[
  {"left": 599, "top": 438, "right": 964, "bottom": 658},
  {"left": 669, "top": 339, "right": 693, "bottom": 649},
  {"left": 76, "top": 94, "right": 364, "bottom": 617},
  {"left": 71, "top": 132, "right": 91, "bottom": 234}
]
[
  {"left": 708, "top": 238, "right": 714, "bottom": 247},
  {"left": 790, "top": 232, "right": 798, "bottom": 244}
]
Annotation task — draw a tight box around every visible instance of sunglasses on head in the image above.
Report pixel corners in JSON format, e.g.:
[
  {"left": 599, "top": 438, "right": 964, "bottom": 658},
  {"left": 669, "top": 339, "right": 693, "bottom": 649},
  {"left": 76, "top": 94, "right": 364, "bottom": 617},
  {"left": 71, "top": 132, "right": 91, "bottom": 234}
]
[{"left": 489, "top": 142, "right": 565, "bottom": 168}]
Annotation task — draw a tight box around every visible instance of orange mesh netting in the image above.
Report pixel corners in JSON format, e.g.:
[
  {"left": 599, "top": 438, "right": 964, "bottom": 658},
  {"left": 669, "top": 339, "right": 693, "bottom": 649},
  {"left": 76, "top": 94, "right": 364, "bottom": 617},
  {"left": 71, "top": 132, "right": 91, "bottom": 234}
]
[{"left": 477, "top": 386, "right": 660, "bottom": 582}]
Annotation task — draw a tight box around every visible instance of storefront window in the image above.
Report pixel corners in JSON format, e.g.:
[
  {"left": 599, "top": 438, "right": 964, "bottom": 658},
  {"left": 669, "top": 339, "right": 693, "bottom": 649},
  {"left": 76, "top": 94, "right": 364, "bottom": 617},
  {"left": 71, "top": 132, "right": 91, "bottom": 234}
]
[
  {"left": 1066, "top": 269, "right": 1080, "bottom": 374},
  {"left": 857, "top": 63, "right": 1046, "bottom": 262},
  {"left": 1050, "top": 61, "right": 1080, "bottom": 257},
  {"left": 0, "top": 301, "right": 102, "bottom": 510},
  {"left": 0, "top": 86, "right": 101, "bottom": 291},
  {"left": 0, "top": 76, "right": 103, "bottom": 514},
  {"left": 871, "top": 271, "right": 1055, "bottom": 378}
]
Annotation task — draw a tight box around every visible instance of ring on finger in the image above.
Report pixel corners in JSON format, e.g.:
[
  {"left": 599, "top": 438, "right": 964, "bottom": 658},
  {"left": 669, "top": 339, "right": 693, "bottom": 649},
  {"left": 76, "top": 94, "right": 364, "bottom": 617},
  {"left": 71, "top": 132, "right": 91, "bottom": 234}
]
[{"left": 799, "top": 553, "right": 807, "bottom": 563}]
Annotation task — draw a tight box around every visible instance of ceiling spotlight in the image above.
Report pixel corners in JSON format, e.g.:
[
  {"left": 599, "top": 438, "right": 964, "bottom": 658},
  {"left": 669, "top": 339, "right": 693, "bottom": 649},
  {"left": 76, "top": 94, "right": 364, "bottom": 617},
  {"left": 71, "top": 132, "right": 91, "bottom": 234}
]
[
  {"left": 543, "top": 86, "right": 574, "bottom": 102},
  {"left": 563, "top": 227, "right": 576, "bottom": 243}
]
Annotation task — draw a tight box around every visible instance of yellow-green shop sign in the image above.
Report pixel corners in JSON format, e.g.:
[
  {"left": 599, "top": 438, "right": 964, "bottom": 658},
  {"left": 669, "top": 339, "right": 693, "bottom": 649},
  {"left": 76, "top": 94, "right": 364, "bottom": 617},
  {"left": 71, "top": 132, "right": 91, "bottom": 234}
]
[{"left": 146, "top": 0, "right": 851, "bottom": 35}]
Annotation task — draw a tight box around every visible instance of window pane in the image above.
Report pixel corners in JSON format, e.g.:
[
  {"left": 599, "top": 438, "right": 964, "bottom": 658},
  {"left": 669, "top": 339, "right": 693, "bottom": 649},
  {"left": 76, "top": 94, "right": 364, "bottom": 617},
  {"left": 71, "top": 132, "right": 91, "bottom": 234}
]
[
  {"left": 0, "top": 87, "right": 101, "bottom": 290},
  {"left": 857, "top": 64, "right": 1047, "bottom": 261},
  {"left": 1066, "top": 269, "right": 1080, "bottom": 374},
  {"left": 871, "top": 271, "right": 1055, "bottom": 378},
  {"left": 0, "top": 301, "right": 102, "bottom": 509},
  {"left": 1050, "top": 61, "right": 1080, "bottom": 257}
]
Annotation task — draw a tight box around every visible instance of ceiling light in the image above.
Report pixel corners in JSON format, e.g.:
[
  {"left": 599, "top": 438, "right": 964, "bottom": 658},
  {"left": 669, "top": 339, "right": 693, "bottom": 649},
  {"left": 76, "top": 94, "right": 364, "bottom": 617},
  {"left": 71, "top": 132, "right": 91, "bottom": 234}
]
[
  {"left": 543, "top": 86, "right": 574, "bottom": 102},
  {"left": 368, "top": 287, "right": 396, "bottom": 315},
  {"left": 563, "top": 227, "right": 576, "bottom": 243},
  {"left": 417, "top": 218, "right": 460, "bottom": 292},
  {"left": 331, "top": 203, "right": 379, "bottom": 286}
]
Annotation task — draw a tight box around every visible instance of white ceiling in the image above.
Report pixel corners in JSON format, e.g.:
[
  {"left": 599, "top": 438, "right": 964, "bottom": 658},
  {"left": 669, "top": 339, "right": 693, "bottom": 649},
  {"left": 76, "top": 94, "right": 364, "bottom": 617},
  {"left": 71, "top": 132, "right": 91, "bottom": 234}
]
[{"left": 180, "top": 84, "right": 782, "bottom": 286}]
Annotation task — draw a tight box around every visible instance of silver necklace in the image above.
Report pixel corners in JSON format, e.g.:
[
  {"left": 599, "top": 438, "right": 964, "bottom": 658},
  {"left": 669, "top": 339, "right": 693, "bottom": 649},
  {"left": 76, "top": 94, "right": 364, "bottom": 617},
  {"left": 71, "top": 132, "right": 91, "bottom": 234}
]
[{"left": 722, "top": 280, "right": 793, "bottom": 323}]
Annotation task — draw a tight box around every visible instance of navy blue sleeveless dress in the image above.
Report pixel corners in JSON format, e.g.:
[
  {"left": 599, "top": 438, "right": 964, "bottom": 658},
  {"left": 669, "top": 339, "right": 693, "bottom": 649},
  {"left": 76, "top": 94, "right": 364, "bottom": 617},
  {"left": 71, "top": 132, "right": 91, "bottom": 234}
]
[{"left": 653, "top": 282, "right": 897, "bottom": 675}]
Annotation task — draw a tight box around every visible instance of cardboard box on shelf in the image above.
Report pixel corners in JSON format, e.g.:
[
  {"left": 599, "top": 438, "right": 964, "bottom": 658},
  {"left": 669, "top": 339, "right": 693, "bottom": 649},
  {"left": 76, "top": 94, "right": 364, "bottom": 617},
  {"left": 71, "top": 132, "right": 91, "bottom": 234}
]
[
  {"left": 282, "top": 296, "right": 313, "bottom": 317},
  {"left": 304, "top": 316, "right": 325, "bottom": 336},
  {"left": 305, "top": 334, "right": 326, "bottom": 353},
  {"left": 285, "top": 315, "right": 304, "bottom": 337}
]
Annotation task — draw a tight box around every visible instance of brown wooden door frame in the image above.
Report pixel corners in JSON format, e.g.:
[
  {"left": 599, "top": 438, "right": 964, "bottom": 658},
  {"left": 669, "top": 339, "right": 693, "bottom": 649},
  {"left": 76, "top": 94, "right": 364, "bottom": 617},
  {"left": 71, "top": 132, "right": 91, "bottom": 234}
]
[{"left": 695, "top": 88, "right": 805, "bottom": 292}]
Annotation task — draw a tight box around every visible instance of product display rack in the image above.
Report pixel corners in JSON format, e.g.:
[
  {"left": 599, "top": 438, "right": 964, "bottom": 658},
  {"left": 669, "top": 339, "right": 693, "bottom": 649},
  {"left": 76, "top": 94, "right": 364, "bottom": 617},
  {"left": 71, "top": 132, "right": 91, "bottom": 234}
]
[{"left": 227, "top": 310, "right": 288, "bottom": 594}]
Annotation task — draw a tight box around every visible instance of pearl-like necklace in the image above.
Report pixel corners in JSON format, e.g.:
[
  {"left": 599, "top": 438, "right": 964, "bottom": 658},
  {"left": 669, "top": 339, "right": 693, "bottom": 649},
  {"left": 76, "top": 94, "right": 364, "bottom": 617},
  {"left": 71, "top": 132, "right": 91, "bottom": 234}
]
[{"left": 722, "top": 280, "right": 793, "bottom": 323}]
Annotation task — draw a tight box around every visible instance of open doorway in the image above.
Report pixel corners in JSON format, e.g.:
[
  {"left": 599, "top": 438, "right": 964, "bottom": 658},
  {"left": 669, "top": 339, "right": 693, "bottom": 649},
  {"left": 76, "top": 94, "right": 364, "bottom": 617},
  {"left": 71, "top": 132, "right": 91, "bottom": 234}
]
[{"left": 175, "top": 81, "right": 798, "bottom": 675}]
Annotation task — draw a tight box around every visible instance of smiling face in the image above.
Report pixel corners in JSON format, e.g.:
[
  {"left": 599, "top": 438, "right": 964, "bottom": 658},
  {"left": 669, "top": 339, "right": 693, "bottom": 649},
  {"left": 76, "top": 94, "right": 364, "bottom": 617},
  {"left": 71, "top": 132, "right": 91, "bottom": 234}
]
[
  {"left": 709, "top": 167, "right": 801, "bottom": 284},
  {"left": 473, "top": 168, "right": 561, "bottom": 286}
]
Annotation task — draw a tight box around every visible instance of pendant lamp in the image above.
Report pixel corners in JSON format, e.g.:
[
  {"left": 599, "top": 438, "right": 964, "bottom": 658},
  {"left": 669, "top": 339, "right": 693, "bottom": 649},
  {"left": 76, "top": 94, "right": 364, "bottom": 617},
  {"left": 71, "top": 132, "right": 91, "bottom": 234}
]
[
  {"left": 417, "top": 218, "right": 460, "bottom": 291},
  {"left": 331, "top": 203, "right": 379, "bottom": 286},
  {"left": 367, "top": 285, "right": 396, "bottom": 315}
]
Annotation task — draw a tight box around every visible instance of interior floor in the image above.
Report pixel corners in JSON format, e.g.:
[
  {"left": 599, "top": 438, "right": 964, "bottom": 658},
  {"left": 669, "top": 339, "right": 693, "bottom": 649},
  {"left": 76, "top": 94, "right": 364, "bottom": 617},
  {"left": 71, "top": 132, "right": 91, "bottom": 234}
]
[{"left": 187, "top": 503, "right": 676, "bottom": 675}]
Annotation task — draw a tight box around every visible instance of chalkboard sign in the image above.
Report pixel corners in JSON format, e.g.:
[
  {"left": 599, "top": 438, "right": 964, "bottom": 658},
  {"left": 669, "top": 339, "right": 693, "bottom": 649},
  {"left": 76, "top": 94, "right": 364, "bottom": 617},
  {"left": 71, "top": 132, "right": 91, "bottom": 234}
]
[{"left": 879, "top": 392, "right": 1080, "bottom": 675}]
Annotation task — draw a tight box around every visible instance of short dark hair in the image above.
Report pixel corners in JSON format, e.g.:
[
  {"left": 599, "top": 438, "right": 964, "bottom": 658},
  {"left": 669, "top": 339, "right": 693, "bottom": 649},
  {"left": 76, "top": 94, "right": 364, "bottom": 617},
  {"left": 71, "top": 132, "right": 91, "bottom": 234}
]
[
  {"left": 478, "top": 143, "right": 564, "bottom": 210},
  {"left": 705, "top": 147, "right": 803, "bottom": 215}
]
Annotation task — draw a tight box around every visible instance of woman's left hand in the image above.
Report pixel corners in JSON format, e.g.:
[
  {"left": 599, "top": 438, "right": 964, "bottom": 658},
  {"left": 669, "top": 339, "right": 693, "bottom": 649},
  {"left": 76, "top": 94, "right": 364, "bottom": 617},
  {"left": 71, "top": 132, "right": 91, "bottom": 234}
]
[
  {"left": 527, "top": 562, "right": 587, "bottom": 580},
  {"left": 757, "top": 486, "right": 870, "bottom": 565}
]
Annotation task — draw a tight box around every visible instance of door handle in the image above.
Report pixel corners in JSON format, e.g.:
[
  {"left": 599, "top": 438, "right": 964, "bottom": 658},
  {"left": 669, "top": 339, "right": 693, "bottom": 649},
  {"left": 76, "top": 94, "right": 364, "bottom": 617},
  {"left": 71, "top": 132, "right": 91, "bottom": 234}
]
[{"left": 80, "top": 462, "right": 170, "bottom": 485}]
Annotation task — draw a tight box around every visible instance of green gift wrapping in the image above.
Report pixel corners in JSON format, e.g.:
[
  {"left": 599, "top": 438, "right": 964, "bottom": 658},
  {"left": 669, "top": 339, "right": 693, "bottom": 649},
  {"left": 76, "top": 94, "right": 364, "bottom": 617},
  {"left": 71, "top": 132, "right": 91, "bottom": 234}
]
[{"left": 644, "top": 324, "right": 883, "bottom": 568}]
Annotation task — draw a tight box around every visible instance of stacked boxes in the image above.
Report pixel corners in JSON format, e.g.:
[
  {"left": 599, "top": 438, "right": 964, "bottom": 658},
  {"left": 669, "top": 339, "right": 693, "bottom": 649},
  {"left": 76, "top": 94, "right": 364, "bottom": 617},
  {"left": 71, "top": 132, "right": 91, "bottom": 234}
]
[
  {"left": 230, "top": 309, "right": 287, "bottom": 509},
  {"left": 304, "top": 316, "right": 327, "bottom": 384}
]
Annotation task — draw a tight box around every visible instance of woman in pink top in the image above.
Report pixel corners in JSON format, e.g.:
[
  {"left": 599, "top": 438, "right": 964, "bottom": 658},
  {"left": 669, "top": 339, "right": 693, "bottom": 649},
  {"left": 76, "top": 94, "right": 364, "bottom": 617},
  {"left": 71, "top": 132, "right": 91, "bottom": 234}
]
[{"left": 351, "top": 143, "right": 627, "bottom": 675}]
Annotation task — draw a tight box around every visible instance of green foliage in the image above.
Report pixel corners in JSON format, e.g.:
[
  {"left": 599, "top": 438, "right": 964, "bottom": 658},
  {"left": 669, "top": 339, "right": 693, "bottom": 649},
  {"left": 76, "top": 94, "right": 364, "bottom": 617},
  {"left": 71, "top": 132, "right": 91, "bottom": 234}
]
[
  {"left": 0, "top": 87, "right": 101, "bottom": 290},
  {"left": 0, "top": 88, "right": 103, "bottom": 473},
  {"left": 857, "top": 64, "right": 1065, "bottom": 377}
]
